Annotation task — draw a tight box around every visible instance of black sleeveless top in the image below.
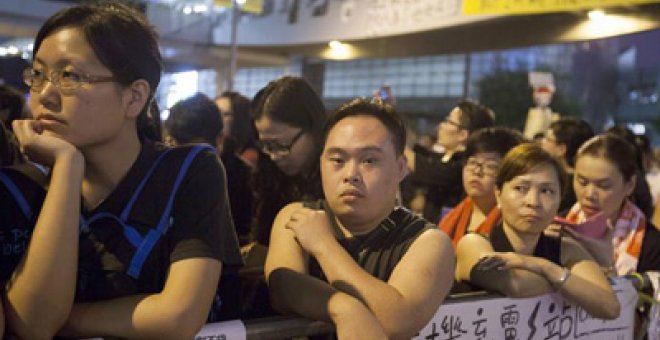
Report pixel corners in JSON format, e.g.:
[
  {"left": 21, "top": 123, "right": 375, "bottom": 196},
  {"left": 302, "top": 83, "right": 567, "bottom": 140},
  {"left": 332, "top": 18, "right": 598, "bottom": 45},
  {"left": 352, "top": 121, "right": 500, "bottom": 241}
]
[
  {"left": 490, "top": 223, "right": 562, "bottom": 265},
  {"left": 306, "top": 200, "right": 434, "bottom": 282}
]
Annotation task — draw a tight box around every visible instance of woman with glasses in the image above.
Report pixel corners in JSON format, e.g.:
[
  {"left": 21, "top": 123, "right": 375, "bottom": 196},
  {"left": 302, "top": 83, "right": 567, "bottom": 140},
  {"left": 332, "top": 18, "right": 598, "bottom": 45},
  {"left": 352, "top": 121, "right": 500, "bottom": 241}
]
[
  {"left": 455, "top": 143, "right": 620, "bottom": 320},
  {"left": 237, "top": 76, "right": 326, "bottom": 318},
  {"left": 406, "top": 100, "right": 495, "bottom": 223},
  {"left": 439, "top": 127, "right": 524, "bottom": 247},
  {"left": 250, "top": 76, "right": 327, "bottom": 248},
  {"left": 0, "top": 2, "right": 240, "bottom": 338}
]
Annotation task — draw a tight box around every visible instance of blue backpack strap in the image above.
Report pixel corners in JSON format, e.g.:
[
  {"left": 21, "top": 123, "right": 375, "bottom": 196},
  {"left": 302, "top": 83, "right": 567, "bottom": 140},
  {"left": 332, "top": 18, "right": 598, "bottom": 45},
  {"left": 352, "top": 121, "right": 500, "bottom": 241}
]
[
  {"left": 0, "top": 171, "right": 33, "bottom": 221},
  {"left": 120, "top": 149, "right": 173, "bottom": 221},
  {"left": 126, "top": 145, "right": 213, "bottom": 279}
]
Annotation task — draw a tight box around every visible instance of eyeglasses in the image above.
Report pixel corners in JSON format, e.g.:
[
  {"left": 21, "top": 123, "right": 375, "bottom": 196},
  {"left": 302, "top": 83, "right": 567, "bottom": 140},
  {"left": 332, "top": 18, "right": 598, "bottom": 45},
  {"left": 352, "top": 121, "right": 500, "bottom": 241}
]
[
  {"left": 465, "top": 157, "right": 500, "bottom": 177},
  {"left": 543, "top": 135, "right": 558, "bottom": 144},
  {"left": 23, "top": 67, "right": 116, "bottom": 93},
  {"left": 441, "top": 117, "right": 464, "bottom": 129},
  {"left": 258, "top": 129, "right": 305, "bottom": 158}
]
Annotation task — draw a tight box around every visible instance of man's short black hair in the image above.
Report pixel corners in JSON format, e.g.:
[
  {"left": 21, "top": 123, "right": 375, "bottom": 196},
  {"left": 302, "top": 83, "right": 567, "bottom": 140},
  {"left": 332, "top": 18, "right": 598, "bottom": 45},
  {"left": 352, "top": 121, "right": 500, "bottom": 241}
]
[
  {"left": 324, "top": 98, "right": 406, "bottom": 156},
  {"left": 166, "top": 93, "right": 221, "bottom": 146},
  {"left": 456, "top": 100, "right": 495, "bottom": 133},
  {"left": 549, "top": 118, "right": 594, "bottom": 167},
  {"left": 464, "top": 127, "right": 526, "bottom": 160}
]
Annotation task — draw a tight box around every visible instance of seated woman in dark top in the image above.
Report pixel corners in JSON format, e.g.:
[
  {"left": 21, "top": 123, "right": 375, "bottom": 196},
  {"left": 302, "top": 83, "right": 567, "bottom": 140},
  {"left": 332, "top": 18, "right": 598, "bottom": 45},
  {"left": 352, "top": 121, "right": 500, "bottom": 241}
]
[{"left": 456, "top": 143, "right": 620, "bottom": 320}]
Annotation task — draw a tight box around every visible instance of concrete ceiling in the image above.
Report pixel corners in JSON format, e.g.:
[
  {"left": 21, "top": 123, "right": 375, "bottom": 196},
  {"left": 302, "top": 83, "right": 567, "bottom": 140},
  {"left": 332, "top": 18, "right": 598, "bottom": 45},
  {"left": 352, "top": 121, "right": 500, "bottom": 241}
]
[{"left": 1, "top": 2, "right": 659, "bottom": 71}]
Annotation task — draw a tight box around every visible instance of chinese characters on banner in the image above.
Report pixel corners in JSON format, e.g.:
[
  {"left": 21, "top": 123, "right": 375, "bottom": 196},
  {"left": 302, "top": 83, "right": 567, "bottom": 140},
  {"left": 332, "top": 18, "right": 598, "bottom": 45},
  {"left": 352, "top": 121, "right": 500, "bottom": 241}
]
[{"left": 414, "top": 278, "right": 636, "bottom": 340}]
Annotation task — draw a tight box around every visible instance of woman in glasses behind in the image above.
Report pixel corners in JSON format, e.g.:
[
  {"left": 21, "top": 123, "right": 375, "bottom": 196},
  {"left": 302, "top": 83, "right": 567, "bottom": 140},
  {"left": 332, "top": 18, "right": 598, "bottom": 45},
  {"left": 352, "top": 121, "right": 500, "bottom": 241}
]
[
  {"left": 439, "top": 127, "right": 525, "bottom": 248},
  {"left": 250, "top": 76, "right": 327, "bottom": 248},
  {"left": 0, "top": 2, "right": 240, "bottom": 338}
]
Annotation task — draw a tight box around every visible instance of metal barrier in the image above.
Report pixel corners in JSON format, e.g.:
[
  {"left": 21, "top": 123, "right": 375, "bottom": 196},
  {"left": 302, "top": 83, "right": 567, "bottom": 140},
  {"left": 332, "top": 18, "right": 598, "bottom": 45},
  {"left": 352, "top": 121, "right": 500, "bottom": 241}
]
[{"left": 195, "top": 277, "right": 640, "bottom": 340}]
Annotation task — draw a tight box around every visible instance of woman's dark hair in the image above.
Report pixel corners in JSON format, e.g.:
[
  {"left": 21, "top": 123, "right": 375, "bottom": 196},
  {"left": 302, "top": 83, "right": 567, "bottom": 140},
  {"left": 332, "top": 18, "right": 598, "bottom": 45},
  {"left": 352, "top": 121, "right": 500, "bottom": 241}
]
[
  {"left": 0, "top": 121, "right": 23, "bottom": 166},
  {"left": 251, "top": 76, "right": 326, "bottom": 140},
  {"left": 0, "top": 84, "right": 25, "bottom": 127},
  {"left": 576, "top": 134, "right": 637, "bottom": 182},
  {"left": 324, "top": 98, "right": 406, "bottom": 156},
  {"left": 250, "top": 76, "right": 326, "bottom": 246},
  {"left": 217, "top": 91, "right": 256, "bottom": 152},
  {"left": 166, "top": 93, "right": 221, "bottom": 146},
  {"left": 549, "top": 118, "right": 594, "bottom": 167},
  {"left": 32, "top": 1, "right": 162, "bottom": 141},
  {"left": 496, "top": 143, "right": 566, "bottom": 196},
  {"left": 604, "top": 126, "right": 644, "bottom": 174},
  {"left": 456, "top": 100, "right": 495, "bottom": 133},
  {"left": 464, "top": 127, "right": 526, "bottom": 160}
]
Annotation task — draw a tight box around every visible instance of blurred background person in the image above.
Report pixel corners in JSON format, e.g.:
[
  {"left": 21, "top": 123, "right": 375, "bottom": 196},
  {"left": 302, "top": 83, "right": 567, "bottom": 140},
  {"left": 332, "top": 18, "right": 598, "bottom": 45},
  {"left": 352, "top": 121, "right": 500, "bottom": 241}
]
[
  {"left": 406, "top": 100, "right": 495, "bottom": 223},
  {"left": 215, "top": 91, "right": 259, "bottom": 168},
  {"left": 165, "top": 92, "right": 253, "bottom": 245},
  {"left": 541, "top": 118, "right": 595, "bottom": 213}
]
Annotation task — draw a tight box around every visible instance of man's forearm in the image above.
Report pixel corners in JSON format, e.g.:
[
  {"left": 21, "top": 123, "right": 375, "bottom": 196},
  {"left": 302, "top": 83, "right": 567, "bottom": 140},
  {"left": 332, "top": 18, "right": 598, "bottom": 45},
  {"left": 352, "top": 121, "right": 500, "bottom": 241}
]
[
  {"left": 268, "top": 267, "right": 337, "bottom": 322},
  {"left": 312, "top": 240, "right": 419, "bottom": 336}
]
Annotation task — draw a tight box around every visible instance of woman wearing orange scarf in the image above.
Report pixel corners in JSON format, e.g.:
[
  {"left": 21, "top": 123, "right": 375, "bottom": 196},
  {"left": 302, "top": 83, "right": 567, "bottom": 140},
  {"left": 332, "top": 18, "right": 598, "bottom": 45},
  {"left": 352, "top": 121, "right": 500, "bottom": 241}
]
[{"left": 439, "top": 127, "right": 524, "bottom": 247}]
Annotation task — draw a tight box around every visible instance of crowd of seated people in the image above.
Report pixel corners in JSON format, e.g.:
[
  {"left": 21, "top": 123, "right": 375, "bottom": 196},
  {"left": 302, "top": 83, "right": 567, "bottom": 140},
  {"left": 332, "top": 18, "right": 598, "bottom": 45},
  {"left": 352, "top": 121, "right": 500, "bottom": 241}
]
[{"left": 1, "top": 1, "right": 659, "bottom": 338}]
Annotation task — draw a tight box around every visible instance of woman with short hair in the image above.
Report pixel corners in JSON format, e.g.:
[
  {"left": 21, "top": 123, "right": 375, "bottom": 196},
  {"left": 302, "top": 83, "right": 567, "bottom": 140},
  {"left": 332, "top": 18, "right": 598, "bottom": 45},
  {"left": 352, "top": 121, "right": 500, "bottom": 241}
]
[{"left": 456, "top": 143, "right": 620, "bottom": 320}]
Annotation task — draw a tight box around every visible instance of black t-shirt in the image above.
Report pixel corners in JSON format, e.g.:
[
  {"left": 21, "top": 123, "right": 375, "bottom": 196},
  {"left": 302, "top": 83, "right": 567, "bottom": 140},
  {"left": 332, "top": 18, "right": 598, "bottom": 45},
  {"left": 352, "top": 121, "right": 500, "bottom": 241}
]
[
  {"left": 307, "top": 200, "right": 434, "bottom": 282},
  {"left": 490, "top": 223, "right": 562, "bottom": 266},
  {"left": 411, "top": 145, "right": 465, "bottom": 223},
  {"left": 638, "top": 222, "right": 660, "bottom": 273},
  {"left": 0, "top": 142, "right": 242, "bottom": 301},
  {"left": 0, "top": 165, "right": 46, "bottom": 282},
  {"left": 220, "top": 146, "right": 253, "bottom": 245}
]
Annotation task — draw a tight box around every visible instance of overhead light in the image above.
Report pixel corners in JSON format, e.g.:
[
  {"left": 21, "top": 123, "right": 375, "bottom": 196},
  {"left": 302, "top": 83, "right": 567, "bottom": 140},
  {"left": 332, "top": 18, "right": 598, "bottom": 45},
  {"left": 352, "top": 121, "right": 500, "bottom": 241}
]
[
  {"left": 329, "top": 40, "right": 344, "bottom": 49},
  {"left": 183, "top": 6, "right": 193, "bottom": 14},
  {"left": 236, "top": 0, "right": 247, "bottom": 5},
  {"left": 7, "top": 45, "right": 19, "bottom": 55},
  {"left": 0, "top": 47, "right": 7, "bottom": 57},
  {"left": 324, "top": 40, "right": 354, "bottom": 60},
  {"left": 193, "top": 4, "right": 208, "bottom": 13},
  {"left": 588, "top": 9, "right": 606, "bottom": 21}
]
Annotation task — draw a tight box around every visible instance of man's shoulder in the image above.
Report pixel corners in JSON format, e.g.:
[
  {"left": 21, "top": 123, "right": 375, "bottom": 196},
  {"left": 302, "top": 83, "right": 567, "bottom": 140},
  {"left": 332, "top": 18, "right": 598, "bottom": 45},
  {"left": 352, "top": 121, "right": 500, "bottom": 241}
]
[{"left": 390, "top": 207, "right": 435, "bottom": 233}]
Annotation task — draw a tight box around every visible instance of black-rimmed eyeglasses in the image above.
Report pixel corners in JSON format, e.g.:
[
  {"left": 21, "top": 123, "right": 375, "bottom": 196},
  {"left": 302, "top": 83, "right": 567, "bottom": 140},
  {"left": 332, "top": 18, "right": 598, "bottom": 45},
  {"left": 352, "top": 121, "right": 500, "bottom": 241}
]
[{"left": 258, "top": 129, "right": 306, "bottom": 158}]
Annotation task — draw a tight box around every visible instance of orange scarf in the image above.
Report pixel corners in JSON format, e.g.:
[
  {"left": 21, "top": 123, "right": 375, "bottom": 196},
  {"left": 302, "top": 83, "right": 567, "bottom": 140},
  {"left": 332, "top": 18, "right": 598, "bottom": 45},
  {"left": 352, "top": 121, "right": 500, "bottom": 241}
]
[
  {"left": 566, "top": 200, "right": 646, "bottom": 275},
  {"left": 439, "top": 197, "right": 501, "bottom": 247}
]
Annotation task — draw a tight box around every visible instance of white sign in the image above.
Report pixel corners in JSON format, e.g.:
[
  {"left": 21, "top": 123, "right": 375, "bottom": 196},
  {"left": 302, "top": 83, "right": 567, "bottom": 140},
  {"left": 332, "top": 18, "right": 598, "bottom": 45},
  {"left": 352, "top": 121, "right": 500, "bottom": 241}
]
[
  {"left": 529, "top": 72, "right": 555, "bottom": 88},
  {"left": 195, "top": 319, "right": 246, "bottom": 340},
  {"left": 414, "top": 279, "right": 636, "bottom": 340}
]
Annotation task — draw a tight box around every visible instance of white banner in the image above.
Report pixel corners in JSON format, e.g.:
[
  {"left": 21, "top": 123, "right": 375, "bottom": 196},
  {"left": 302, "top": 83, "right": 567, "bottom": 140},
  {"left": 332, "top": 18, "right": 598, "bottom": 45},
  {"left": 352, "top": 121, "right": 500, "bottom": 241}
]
[
  {"left": 414, "top": 278, "right": 637, "bottom": 340},
  {"left": 195, "top": 319, "right": 246, "bottom": 340}
]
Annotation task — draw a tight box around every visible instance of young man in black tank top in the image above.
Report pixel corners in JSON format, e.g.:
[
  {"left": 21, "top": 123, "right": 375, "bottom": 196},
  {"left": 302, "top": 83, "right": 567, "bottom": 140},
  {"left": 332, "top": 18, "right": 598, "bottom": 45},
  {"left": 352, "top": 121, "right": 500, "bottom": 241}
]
[{"left": 265, "top": 98, "right": 455, "bottom": 339}]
